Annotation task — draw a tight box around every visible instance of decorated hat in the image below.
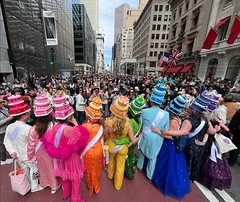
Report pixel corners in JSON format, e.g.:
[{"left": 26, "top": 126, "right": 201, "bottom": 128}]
[
  {"left": 85, "top": 97, "right": 102, "bottom": 120},
  {"left": 190, "top": 94, "right": 210, "bottom": 113},
  {"left": 150, "top": 84, "right": 166, "bottom": 105},
  {"left": 53, "top": 94, "right": 74, "bottom": 120},
  {"left": 8, "top": 95, "right": 31, "bottom": 116},
  {"left": 129, "top": 96, "right": 146, "bottom": 117},
  {"left": 34, "top": 93, "right": 53, "bottom": 117},
  {"left": 201, "top": 91, "right": 219, "bottom": 111},
  {"left": 110, "top": 96, "right": 129, "bottom": 119},
  {"left": 168, "top": 95, "right": 188, "bottom": 115}
]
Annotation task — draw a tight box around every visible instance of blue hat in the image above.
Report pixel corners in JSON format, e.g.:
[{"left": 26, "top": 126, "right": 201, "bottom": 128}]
[
  {"left": 168, "top": 95, "right": 188, "bottom": 115},
  {"left": 201, "top": 91, "right": 219, "bottom": 111},
  {"left": 190, "top": 94, "right": 210, "bottom": 113},
  {"left": 150, "top": 85, "right": 166, "bottom": 105}
]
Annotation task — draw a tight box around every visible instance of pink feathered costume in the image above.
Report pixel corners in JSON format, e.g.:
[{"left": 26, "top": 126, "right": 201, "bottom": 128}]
[{"left": 41, "top": 124, "right": 89, "bottom": 202}]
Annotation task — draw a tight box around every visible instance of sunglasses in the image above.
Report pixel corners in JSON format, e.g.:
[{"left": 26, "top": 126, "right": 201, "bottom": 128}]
[{"left": 0, "top": 101, "right": 4, "bottom": 104}]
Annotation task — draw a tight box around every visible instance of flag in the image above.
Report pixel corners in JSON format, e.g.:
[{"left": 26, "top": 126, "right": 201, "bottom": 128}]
[
  {"left": 162, "top": 52, "right": 171, "bottom": 66},
  {"left": 157, "top": 54, "right": 164, "bottom": 67},
  {"left": 227, "top": 16, "right": 240, "bottom": 44},
  {"left": 168, "top": 50, "right": 183, "bottom": 66},
  {"left": 202, "top": 28, "right": 218, "bottom": 49}
]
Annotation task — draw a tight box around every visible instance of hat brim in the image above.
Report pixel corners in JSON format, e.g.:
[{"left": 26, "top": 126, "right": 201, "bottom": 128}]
[{"left": 10, "top": 109, "right": 31, "bottom": 117}]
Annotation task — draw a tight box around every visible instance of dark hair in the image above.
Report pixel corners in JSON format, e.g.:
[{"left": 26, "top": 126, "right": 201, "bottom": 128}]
[
  {"left": 128, "top": 111, "right": 140, "bottom": 124},
  {"left": 35, "top": 114, "right": 53, "bottom": 138},
  {"left": 224, "top": 94, "right": 233, "bottom": 102}
]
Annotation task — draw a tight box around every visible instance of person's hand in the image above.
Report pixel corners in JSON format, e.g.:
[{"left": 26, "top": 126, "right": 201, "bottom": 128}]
[
  {"left": 161, "top": 129, "right": 169, "bottom": 136},
  {"left": 11, "top": 152, "right": 18, "bottom": 159},
  {"left": 7, "top": 116, "right": 14, "bottom": 122},
  {"left": 69, "top": 116, "right": 78, "bottom": 126},
  {"left": 195, "top": 139, "right": 205, "bottom": 146},
  {"left": 215, "top": 125, "right": 221, "bottom": 132},
  {"left": 151, "top": 126, "right": 159, "bottom": 134}
]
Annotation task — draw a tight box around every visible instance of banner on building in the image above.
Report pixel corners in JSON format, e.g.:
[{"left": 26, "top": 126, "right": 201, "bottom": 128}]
[
  {"left": 43, "top": 11, "right": 58, "bottom": 46},
  {"left": 227, "top": 15, "right": 240, "bottom": 44},
  {"left": 202, "top": 28, "right": 218, "bottom": 49}
]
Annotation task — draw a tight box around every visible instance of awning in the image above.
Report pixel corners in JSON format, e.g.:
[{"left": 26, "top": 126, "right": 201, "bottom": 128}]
[
  {"left": 180, "top": 64, "right": 194, "bottom": 73},
  {"left": 166, "top": 65, "right": 183, "bottom": 73},
  {"left": 214, "top": 16, "right": 231, "bottom": 28},
  {"left": 176, "top": 44, "right": 182, "bottom": 49},
  {"left": 161, "top": 66, "right": 169, "bottom": 73},
  {"left": 186, "top": 39, "right": 194, "bottom": 46}
]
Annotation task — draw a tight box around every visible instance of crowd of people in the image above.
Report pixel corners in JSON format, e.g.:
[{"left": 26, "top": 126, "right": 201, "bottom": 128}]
[{"left": 0, "top": 73, "right": 240, "bottom": 201}]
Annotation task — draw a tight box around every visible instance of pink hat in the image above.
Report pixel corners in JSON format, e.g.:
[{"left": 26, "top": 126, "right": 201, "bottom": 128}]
[
  {"left": 8, "top": 95, "right": 30, "bottom": 116},
  {"left": 34, "top": 93, "right": 53, "bottom": 117},
  {"left": 53, "top": 94, "right": 74, "bottom": 120}
]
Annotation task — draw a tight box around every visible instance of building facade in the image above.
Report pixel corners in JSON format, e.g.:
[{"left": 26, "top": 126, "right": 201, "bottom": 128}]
[
  {"left": 73, "top": 4, "right": 96, "bottom": 75},
  {"left": 133, "top": 0, "right": 171, "bottom": 76},
  {"left": 96, "top": 33, "right": 105, "bottom": 74},
  {"left": 199, "top": 0, "right": 240, "bottom": 83},
  {"left": 80, "top": 0, "right": 99, "bottom": 34},
  {"left": 1, "top": 0, "right": 75, "bottom": 79}
]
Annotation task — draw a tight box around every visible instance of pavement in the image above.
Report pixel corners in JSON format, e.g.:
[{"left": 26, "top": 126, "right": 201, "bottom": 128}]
[{"left": 0, "top": 163, "right": 209, "bottom": 202}]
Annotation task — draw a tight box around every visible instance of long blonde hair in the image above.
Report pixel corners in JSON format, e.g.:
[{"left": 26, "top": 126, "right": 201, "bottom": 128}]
[{"left": 109, "top": 114, "right": 126, "bottom": 136}]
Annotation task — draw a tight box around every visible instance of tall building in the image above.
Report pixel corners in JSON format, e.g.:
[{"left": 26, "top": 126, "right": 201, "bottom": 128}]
[
  {"left": 199, "top": 0, "right": 240, "bottom": 83},
  {"left": 133, "top": 0, "right": 171, "bottom": 75},
  {"left": 96, "top": 33, "right": 105, "bottom": 74},
  {"left": 80, "top": 0, "right": 99, "bottom": 34},
  {"left": 0, "top": 2, "right": 13, "bottom": 82},
  {"left": 1, "top": 0, "right": 75, "bottom": 79},
  {"left": 73, "top": 4, "right": 96, "bottom": 75}
]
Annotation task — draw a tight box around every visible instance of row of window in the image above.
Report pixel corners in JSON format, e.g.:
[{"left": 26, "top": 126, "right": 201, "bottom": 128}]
[
  {"left": 152, "top": 24, "right": 170, "bottom": 31},
  {"left": 153, "top": 15, "right": 171, "bottom": 22},
  {"left": 154, "top": 4, "right": 170, "bottom": 12},
  {"left": 151, "top": 32, "right": 169, "bottom": 40}
]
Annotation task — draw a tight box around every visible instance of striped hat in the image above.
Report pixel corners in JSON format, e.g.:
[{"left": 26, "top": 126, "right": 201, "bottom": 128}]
[
  {"left": 110, "top": 96, "right": 129, "bottom": 119},
  {"left": 150, "top": 84, "right": 166, "bottom": 105},
  {"left": 168, "top": 95, "right": 188, "bottom": 115},
  {"left": 190, "top": 94, "right": 210, "bottom": 113},
  {"left": 129, "top": 96, "right": 146, "bottom": 117},
  {"left": 85, "top": 97, "right": 102, "bottom": 120}
]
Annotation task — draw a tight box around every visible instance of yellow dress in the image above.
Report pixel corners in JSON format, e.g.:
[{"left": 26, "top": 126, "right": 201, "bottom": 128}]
[{"left": 105, "top": 117, "right": 130, "bottom": 190}]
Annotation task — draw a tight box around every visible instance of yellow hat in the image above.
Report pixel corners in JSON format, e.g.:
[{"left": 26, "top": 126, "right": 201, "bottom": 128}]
[
  {"left": 110, "top": 96, "right": 129, "bottom": 119},
  {"left": 85, "top": 97, "right": 102, "bottom": 120}
]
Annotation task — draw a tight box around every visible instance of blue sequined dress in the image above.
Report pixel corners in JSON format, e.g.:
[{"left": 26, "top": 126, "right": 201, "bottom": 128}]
[{"left": 152, "top": 139, "right": 191, "bottom": 200}]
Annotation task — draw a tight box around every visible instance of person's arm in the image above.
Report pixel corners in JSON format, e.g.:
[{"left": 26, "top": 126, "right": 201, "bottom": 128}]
[
  {"left": 27, "top": 128, "right": 37, "bottom": 162},
  {"left": 128, "top": 124, "right": 141, "bottom": 144},
  {"left": 195, "top": 134, "right": 208, "bottom": 146},
  {"left": 0, "top": 116, "right": 13, "bottom": 126},
  {"left": 4, "top": 127, "right": 17, "bottom": 159},
  {"left": 207, "top": 120, "right": 218, "bottom": 135},
  {"left": 162, "top": 119, "right": 192, "bottom": 136}
]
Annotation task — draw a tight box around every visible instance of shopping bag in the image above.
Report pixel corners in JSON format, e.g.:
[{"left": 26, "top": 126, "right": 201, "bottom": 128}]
[
  {"left": 9, "top": 160, "right": 30, "bottom": 195},
  {"left": 215, "top": 133, "right": 237, "bottom": 154}
]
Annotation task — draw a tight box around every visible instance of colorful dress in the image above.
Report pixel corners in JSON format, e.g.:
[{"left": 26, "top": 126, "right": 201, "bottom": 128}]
[
  {"left": 41, "top": 124, "right": 89, "bottom": 202},
  {"left": 28, "top": 124, "right": 59, "bottom": 190},
  {"left": 105, "top": 117, "right": 130, "bottom": 190},
  {"left": 124, "top": 118, "right": 141, "bottom": 180},
  {"left": 82, "top": 123, "right": 103, "bottom": 196}
]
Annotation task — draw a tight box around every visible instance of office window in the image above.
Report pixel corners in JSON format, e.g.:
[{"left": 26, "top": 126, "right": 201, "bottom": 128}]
[
  {"left": 164, "top": 15, "right": 168, "bottom": 21},
  {"left": 153, "top": 15, "right": 157, "bottom": 21},
  {"left": 154, "top": 5, "right": 158, "bottom": 11},
  {"left": 161, "top": 43, "right": 164, "bottom": 48},
  {"left": 165, "top": 5, "right": 170, "bottom": 11},
  {"left": 172, "top": 27, "right": 177, "bottom": 38},
  {"left": 155, "top": 43, "right": 159, "bottom": 48},
  {"left": 149, "top": 51, "right": 153, "bottom": 56},
  {"left": 156, "top": 34, "right": 160, "bottom": 39},
  {"left": 218, "top": 21, "right": 230, "bottom": 41},
  {"left": 151, "top": 34, "right": 155, "bottom": 39},
  {"left": 179, "top": 7, "right": 182, "bottom": 16},
  {"left": 173, "top": 12, "right": 176, "bottom": 20},
  {"left": 157, "top": 24, "right": 161, "bottom": 30},
  {"left": 159, "top": 5, "right": 163, "bottom": 11},
  {"left": 154, "top": 51, "right": 158, "bottom": 56},
  {"left": 194, "top": 0, "right": 197, "bottom": 4},
  {"left": 162, "top": 34, "right": 166, "bottom": 39},
  {"left": 166, "top": 34, "right": 169, "bottom": 39},
  {"left": 152, "top": 24, "right": 156, "bottom": 30},
  {"left": 163, "top": 24, "right": 167, "bottom": 31},
  {"left": 192, "top": 12, "right": 199, "bottom": 27},
  {"left": 158, "top": 15, "right": 162, "bottom": 21},
  {"left": 150, "top": 42, "right": 154, "bottom": 48},
  {"left": 186, "top": 2, "right": 189, "bottom": 11},
  {"left": 150, "top": 61, "right": 156, "bottom": 67}
]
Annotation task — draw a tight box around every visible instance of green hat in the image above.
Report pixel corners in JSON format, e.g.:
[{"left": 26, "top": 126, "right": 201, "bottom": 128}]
[{"left": 129, "top": 96, "right": 146, "bottom": 117}]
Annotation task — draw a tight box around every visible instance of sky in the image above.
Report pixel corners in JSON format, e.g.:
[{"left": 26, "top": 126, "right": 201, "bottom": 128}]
[{"left": 99, "top": 0, "right": 140, "bottom": 69}]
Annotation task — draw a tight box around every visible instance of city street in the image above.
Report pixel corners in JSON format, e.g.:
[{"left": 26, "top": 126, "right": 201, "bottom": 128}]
[{"left": 1, "top": 158, "right": 239, "bottom": 202}]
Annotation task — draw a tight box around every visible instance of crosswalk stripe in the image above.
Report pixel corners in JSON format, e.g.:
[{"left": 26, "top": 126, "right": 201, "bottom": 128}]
[
  {"left": 214, "top": 189, "right": 235, "bottom": 202},
  {"left": 194, "top": 181, "right": 219, "bottom": 202}
]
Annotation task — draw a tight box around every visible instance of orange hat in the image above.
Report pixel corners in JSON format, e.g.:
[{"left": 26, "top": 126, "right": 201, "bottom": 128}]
[
  {"left": 85, "top": 97, "right": 102, "bottom": 120},
  {"left": 110, "top": 96, "right": 129, "bottom": 119}
]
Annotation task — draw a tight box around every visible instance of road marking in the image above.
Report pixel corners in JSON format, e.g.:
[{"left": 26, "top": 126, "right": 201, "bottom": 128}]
[
  {"left": 214, "top": 189, "right": 235, "bottom": 202},
  {"left": 194, "top": 181, "right": 219, "bottom": 202}
]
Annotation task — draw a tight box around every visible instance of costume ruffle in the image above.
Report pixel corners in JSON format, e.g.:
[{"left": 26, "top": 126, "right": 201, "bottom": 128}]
[{"left": 41, "top": 125, "right": 89, "bottom": 160}]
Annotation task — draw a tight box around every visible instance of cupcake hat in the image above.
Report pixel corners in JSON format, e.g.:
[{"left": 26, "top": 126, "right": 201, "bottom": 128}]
[
  {"left": 129, "top": 96, "right": 146, "bottom": 117},
  {"left": 168, "top": 95, "right": 188, "bottom": 115},
  {"left": 201, "top": 91, "right": 219, "bottom": 112},
  {"left": 110, "top": 96, "right": 129, "bottom": 119},
  {"left": 33, "top": 93, "right": 53, "bottom": 117},
  {"left": 86, "top": 97, "right": 103, "bottom": 120},
  {"left": 53, "top": 94, "right": 74, "bottom": 120},
  {"left": 150, "top": 84, "right": 166, "bottom": 105},
  {"left": 190, "top": 94, "right": 211, "bottom": 113},
  {"left": 8, "top": 95, "right": 31, "bottom": 116}
]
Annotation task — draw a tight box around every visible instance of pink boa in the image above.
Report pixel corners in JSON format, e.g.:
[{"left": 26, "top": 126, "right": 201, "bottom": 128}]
[{"left": 41, "top": 125, "right": 90, "bottom": 160}]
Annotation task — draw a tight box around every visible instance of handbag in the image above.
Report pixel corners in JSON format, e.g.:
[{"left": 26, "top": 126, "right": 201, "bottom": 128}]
[
  {"left": 9, "top": 160, "right": 30, "bottom": 195},
  {"left": 214, "top": 133, "right": 237, "bottom": 154}
]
